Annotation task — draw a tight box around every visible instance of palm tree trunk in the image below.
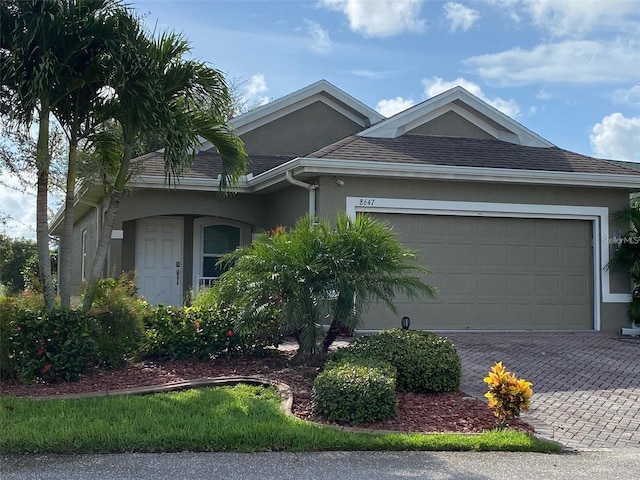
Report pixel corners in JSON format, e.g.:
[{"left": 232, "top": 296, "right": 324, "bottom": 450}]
[
  {"left": 59, "top": 135, "right": 78, "bottom": 309},
  {"left": 82, "top": 142, "right": 133, "bottom": 313},
  {"left": 81, "top": 189, "right": 120, "bottom": 312},
  {"left": 36, "top": 104, "right": 55, "bottom": 309},
  {"left": 322, "top": 316, "right": 342, "bottom": 353}
]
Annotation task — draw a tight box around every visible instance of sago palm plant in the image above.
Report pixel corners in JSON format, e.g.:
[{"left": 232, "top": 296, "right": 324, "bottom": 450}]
[{"left": 213, "top": 213, "right": 437, "bottom": 359}]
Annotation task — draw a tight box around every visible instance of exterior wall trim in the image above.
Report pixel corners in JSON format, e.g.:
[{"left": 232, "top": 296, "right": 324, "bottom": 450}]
[{"left": 346, "top": 197, "right": 634, "bottom": 331}]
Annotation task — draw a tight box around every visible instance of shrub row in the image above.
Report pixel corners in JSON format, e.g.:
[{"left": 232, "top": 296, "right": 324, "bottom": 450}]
[
  {"left": 330, "top": 328, "right": 461, "bottom": 393},
  {"left": 0, "top": 281, "right": 281, "bottom": 383},
  {"left": 312, "top": 329, "right": 462, "bottom": 425}
]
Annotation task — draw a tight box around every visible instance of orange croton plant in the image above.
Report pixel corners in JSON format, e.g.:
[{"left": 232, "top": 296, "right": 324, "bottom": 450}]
[{"left": 483, "top": 361, "right": 533, "bottom": 428}]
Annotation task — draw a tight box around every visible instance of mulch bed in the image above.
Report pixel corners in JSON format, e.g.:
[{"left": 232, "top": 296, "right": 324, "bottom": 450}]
[{"left": 0, "top": 348, "right": 534, "bottom": 435}]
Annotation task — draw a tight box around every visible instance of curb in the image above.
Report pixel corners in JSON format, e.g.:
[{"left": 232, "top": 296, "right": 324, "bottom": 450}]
[{"left": 27, "top": 376, "right": 294, "bottom": 417}]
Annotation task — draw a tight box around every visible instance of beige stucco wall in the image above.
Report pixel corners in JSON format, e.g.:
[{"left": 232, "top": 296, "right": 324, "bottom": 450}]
[
  {"left": 69, "top": 208, "right": 99, "bottom": 296},
  {"left": 407, "top": 110, "right": 495, "bottom": 139},
  {"left": 240, "top": 101, "right": 363, "bottom": 156}
]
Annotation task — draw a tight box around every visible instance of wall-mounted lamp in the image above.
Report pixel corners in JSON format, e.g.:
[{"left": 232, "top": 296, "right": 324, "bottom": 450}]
[
  {"left": 613, "top": 230, "right": 623, "bottom": 252},
  {"left": 336, "top": 178, "right": 345, "bottom": 187},
  {"left": 401, "top": 316, "right": 411, "bottom": 330}
]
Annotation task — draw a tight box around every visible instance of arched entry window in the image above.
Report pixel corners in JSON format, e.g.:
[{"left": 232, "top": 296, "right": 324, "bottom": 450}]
[
  {"left": 202, "top": 224, "right": 240, "bottom": 278},
  {"left": 193, "top": 218, "right": 249, "bottom": 291}
]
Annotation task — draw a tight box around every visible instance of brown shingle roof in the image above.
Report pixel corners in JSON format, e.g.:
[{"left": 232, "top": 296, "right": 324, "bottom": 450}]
[
  {"left": 306, "top": 135, "right": 640, "bottom": 176},
  {"left": 134, "top": 150, "right": 294, "bottom": 179}
]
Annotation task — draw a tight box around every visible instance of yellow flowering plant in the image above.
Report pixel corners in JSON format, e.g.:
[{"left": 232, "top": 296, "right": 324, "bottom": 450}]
[{"left": 483, "top": 361, "right": 533, "bottom": 428}]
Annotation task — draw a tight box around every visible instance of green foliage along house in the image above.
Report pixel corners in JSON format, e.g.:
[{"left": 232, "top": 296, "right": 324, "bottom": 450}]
[{"left": 50, "top": 80, "right": 640, "bottom": 333}]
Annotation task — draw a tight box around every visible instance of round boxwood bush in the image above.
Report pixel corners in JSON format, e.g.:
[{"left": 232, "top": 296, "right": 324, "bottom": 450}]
[
  {"left": 312, "top": 358, "right": 397, "bottom": 425},
  {"left": 331, "top": 328, "right": 461, "bottom": 393}
]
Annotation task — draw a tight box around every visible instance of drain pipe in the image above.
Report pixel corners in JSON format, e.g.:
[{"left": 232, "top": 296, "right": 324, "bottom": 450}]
[
  {"left": 285, "top": 171, "right": 317, "bottom": 215},
  {"left": 77, "top": 198, "right": 101, "bottom": 248}
]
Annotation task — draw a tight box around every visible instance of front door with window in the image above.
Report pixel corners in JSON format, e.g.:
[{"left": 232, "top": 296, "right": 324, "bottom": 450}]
[{"left": 136, "top": 217, "right": 183, "bottom": 305}]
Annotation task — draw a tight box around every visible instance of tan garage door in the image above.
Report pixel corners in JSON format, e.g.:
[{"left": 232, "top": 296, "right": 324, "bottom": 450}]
[{"left": 367, "top": 214, "right": 594, "bottom": 331}]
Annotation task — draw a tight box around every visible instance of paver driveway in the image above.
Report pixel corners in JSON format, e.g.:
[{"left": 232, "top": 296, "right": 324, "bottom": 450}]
[{"left": 443, "top": 332, "right": 640, "bottom": 451}]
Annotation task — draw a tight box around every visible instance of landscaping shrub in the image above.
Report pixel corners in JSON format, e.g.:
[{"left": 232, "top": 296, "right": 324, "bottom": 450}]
[
  {"left": 312, "top": 358, "right": 397, "bottom": 424},
  {"left": 3, "top": 307, "right": 99, "bottom": 382},
  {"left": 143, "top": 304, "right": 280, "bottom": 361},
  {"left": 88, "top": 276, "right": 150, "bottom": 368},
  {"left": 331, "top": 328, "right": 461, "bottom": 393},
  {"left": 0, "top": 297, "right": 19, "bottom": 380},
  {"left": 484, "top": 361, "right": 533, "bottom": 428}
]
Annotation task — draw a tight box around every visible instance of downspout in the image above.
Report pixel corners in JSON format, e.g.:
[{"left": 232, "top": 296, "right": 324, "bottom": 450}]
[{"left": 285, "top": 170, "right": 318, "bottom": 215}]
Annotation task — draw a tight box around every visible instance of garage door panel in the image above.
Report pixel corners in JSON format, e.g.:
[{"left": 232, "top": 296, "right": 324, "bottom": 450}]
[
  {"left": 478, "top": 274, "right": 506, "bottom": 295},
  {"left": 478, "top": 245, "right": 505, "bottom": 266},
  {"left": 370, "top": 213, "right": 593, "bottom": 331},
  {"left": 536, "top": 275, "right": 560, "bottom": 297},
  {"left": 535, "top": 246, "right": 560, "bottom": 267}
]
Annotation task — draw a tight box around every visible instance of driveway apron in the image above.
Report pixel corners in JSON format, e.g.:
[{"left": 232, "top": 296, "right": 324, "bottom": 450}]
[{"left": 443, "top": 332, "right": 640, "bottom": 450}]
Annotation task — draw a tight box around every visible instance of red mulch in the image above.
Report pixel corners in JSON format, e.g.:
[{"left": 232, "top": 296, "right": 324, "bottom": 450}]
[{"left": 0, "top": 348, "right": 534, "bottom": 435}]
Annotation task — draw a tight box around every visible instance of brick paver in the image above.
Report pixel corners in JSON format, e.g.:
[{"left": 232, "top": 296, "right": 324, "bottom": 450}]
[{"left": 444, "top": 332, "right": 640, "bottom": 451}]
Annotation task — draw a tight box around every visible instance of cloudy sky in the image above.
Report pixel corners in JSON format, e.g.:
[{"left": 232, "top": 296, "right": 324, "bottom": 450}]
[{"left": 2, "top": 0, "right": 640, "bottom": 238}]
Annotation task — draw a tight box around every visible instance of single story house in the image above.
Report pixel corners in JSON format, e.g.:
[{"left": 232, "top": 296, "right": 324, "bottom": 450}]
[{"left": 51, "top": 79, "right": 640, "bottom": 333}]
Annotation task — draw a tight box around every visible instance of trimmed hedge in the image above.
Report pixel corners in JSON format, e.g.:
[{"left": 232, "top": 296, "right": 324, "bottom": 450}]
[
  {"left": 312, "top": 358, "right": 397, "bottom": 425},
  {"left": 331, "top": 328, "right": 461, "bottom": 393}
]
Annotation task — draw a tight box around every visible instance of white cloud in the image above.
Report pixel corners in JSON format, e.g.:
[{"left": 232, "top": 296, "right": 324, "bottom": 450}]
[
  {"left": 0, "top": 176, "right": 37, "bottom": 239},
  {"left": 305, "top": 20, "right": 332, "bottom": 55},
  {"left": 443, "top": 2, "right": 480, "bottom": 32},
  {"left": 351, "top": 69, "right": 398, "bottom": 80},
  {"left": 466, "top": 38, "right": 640, "bottom": 86},
  {"left": 422, "top": 76, "right": 521, "bottom": 118},
  {"left": 489, "top": 0, "right": 640, "bottom": 38},
  {"left": 590, "top": 113, "right": 640, "bottom": 161},
  {"left": 320, "top": 0, "right": 426, "bottom": 37},
  {"left": 613, "top": 84, "right": 640, "bottom": 106},
  {"left": 525, "top": 0, "right": 640, "bottom": 38},
  {"left": 243, "top": 74, "right": 270, "bottom": 107},
  {"left": 375, "top": 97, "right": 415, "bottom": 117}
]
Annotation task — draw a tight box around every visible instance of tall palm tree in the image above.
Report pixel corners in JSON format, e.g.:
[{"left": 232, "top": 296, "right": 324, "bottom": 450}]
[
  {"left": 0, "top": 0, "right": 121, "bottom": 308},
  {"left": 81, "top": 15, "right": 247, "bottom": 312},
  {"left": 1, "top": 0, "right": 70, "bottom": 308},
  {"left": 51, "top": 0, "right": 122, "bottom": 308}
]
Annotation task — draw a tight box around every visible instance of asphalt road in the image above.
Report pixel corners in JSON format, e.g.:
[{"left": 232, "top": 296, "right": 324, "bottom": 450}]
[{"left": 2, "top": 450, "right": 640, "bottom": 480}]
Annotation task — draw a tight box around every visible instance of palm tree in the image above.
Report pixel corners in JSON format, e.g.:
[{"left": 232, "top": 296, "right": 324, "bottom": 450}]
[
  {"left": 214, "top": 213, "right": 437, "bottom": 359},
  {"left": 0, "top": 0, "right": 121, "bottom": 308},
  {"left": 50, "top": 0, "right": 122, "bottom": 309},
  {"left": 81, "top": 15, "right": 247, "bottom": 312},
  {"left": 1, "top": 0, "right": 63, "bottom": 307},
  {"left": 607, "top": 203, "right": 640, "bottom": 322}
]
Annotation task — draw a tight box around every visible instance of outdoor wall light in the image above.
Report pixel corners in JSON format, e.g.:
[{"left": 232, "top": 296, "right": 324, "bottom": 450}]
[
  {"left": 401, "top": 316, "right": 411, "bottom": 330},
  {"left": 336, "top": 178, "right": 345, "bottom": 187},
  {"left": 613, "top": 230, "right": 623, "bottom": 252}
]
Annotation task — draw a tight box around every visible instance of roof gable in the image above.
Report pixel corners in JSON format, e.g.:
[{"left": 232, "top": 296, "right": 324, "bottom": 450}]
[
  {"left": 358, "top": 86, "right": 553, "bottom": 148},
  {"left": 197, "top": 79, "right": 385, "bottom": 153}
]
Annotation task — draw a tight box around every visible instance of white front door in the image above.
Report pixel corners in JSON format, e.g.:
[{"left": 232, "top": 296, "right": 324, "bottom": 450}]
[{"left": 136, "top": 217, "right": 183, "bottom": 305}]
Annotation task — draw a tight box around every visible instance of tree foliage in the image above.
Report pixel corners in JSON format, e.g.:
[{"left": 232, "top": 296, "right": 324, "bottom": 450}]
[{"left": 212, "top": 213, "right": 437, "bottom": 358}]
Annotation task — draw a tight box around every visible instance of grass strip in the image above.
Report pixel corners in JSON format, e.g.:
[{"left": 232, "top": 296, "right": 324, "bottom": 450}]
[{"left": 1, "top": 384, "right": 561, "bottom": 454}]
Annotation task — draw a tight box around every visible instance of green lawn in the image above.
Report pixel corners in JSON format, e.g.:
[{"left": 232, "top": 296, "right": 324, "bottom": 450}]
[{"left": 0, "top": 384, "right": 561, "bottom": 454}]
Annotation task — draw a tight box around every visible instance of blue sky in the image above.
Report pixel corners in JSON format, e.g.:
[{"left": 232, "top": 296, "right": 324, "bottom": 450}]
[{"left": 2, "top": 0, "right": 640, "bottom": 238}]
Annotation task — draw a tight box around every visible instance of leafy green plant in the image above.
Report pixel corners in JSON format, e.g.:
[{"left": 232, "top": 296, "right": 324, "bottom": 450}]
[
  {"left": 331, "top": 329, "right": 461, "bottom": 393},
  {"left": 88, "top": 275, "right": 150, "bottom": 367},
  {"left": 4, "top": 308, "right": 99, "bottom": 382},
  {"left": 313, "top": 359, "right": 398, "bottom": 425},
  {"left": 484, "top": 362, "right": 533, "bottom": 428},
  {"left": 215, "top": 213, "right": 437, "bottom": 359}
]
